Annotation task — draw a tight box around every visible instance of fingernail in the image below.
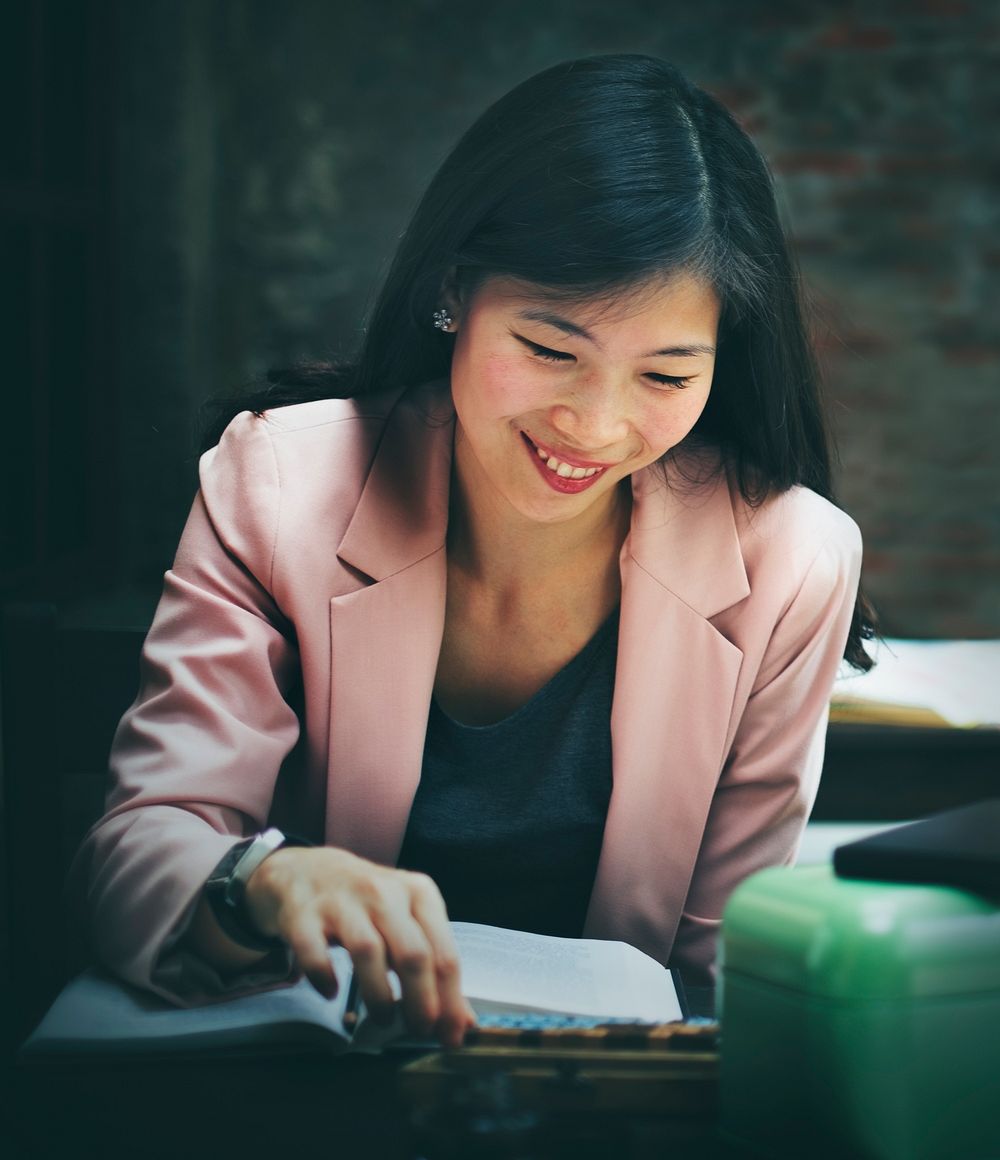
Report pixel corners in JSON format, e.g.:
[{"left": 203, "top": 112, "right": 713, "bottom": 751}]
[{"left": 445, "top": 1026, "right": 467, "bottom": 1050}]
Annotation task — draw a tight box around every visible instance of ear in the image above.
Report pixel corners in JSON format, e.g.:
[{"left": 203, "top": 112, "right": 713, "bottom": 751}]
[{"left": 438, "top": 267, "right": 463, "bottom": 328}]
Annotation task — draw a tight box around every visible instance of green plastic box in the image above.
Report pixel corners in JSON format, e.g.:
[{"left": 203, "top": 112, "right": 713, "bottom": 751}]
[{"left": 719, "top": 864, "right": 1000, "bottom": 1159}]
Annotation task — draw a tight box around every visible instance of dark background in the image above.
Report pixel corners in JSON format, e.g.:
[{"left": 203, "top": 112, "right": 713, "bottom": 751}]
[{"left": 3, "top": 0, "right": 998, "bottom": 631}]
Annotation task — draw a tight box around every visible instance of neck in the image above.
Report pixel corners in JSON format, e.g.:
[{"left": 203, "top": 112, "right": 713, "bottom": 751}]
[{"left": 447, "top": 440, "right": 631, "bottom": 598}]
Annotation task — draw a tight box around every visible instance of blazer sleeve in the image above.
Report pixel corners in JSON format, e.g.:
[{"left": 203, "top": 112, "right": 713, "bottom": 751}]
[
  {"left": 68, "top": 412, "right": 304, "bottom": 1006},
  {"left": 670, "top": 515, "right": 864, "bottom": 986}
]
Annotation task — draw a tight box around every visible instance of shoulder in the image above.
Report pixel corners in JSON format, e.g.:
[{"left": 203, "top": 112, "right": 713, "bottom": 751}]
[
  {"left": 199, "top": 386, "right": 414, "bottom": 500},
  {"left": 205, "top": 390, "right": 404, "bottom": 472},
  {"left": 733, "top": 483, "right": 863, "bottom": 609},
  {"left": 629, "top": 447, "right": 862, "bottom": 629},
  {"left": 672, "top": 467, "right": 867, "bottom": 683},
  {"left": 194, "top": 387, "right": 410, "bottom": 581},
  {"left": 735, "top": 483, "right": 862, "bottom": 572},
  {"left": 202, "top": 378, "right": 452, "bottom": 468},
  {"left": 724, "top": 481, "right": 863, "bottom": 676},
  {"left": 193, "top": 381, "right": 452, "bottom": 592},
  {"left": 660, "top": 445, "right": 860, "bottom": 577},
  {"left": 652, "top": 445, "right": 862, "bottom": 594},
  {"left": 258, "top": 391, "right": 402, "bottom": 435},
  {"left": 668, "top": 444, "right": 860, "bottom": 557}
]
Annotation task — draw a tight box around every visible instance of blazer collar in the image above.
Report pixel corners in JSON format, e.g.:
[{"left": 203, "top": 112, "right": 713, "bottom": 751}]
[
  {"left": 337, "top": 380, "right": 455, "bottom": 582},
  {"left": 337, "top": 381, "right": 749, "bottom": 619},
  {"left": 626, "top": 451, "right": 750, "bottom": 619}
]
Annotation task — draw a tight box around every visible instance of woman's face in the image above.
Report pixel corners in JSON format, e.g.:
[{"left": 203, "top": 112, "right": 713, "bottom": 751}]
[{"left": 448, "top": 272, "right": 721, "bottom": 527}]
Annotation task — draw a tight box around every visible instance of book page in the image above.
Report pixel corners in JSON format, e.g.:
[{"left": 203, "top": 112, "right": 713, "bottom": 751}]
[
  {"left": 452, "top": 922, "right": 682, "bottom": 1023},
  {"left": 832, "top": 638, "right": 1000, "bottom": 728},
  {"left": 23, "top": 947, "right": 356, "bottom": 1055}
]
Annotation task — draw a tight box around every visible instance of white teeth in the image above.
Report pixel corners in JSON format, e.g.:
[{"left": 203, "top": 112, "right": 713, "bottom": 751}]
[{"left": 531, "top": 439, "right": 603, "bottom": 481}]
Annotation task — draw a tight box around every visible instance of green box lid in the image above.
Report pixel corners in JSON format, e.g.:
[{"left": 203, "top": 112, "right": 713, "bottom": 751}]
[{"left": 721, "top": 864, "right": 1000, "bottom": 1000}]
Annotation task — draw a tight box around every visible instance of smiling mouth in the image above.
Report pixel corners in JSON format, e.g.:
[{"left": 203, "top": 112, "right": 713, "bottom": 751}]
[{"left": 521, "top": 433, "right": 613, "bottom": 493}]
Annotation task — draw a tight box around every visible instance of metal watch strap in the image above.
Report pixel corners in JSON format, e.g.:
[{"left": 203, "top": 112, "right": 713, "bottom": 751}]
[{"left": 204, "top": 827, "right": 313, "bottom": 952}]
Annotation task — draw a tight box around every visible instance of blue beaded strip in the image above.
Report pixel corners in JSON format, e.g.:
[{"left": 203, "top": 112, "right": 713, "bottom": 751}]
[
  {"left": 471, "top": 1012, "right": 717, "bottom": 1030},
  {"left": 474, "top": 1013, "right": 654, "bottom": 1030}
]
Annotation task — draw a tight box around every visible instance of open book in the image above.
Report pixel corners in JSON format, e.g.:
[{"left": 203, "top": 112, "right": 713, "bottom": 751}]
[
  {"left": 22, "top": 922, "right": 683, "bottom": 1058},
  {"left": 830, "top": 638, "right": 1000, "bottom": 729}
]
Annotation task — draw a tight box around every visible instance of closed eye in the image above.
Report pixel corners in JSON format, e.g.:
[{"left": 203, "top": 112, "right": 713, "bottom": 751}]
[
  {"left": 513, "top": 332, "right": 693, "bottom": 389},
  {"left": 514, "top": 334, "right": 575, "bottom": 363},
  {"left": 645, "top": 373, "right": 693, "bottom": 390}
]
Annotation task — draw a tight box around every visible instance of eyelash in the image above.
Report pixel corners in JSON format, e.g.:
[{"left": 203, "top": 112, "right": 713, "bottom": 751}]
[{"left": 519, "top": 337, "right": 692, "bottom": 390}]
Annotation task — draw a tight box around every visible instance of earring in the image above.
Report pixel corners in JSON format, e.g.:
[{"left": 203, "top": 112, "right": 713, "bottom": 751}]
[{"left": 432, "top": 308, "right": 454, "bottom": 332}]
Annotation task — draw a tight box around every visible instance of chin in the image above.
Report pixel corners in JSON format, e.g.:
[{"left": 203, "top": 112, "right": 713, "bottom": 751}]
[{"left": 514, "top": 486, "right": 613, "bottom": 524}]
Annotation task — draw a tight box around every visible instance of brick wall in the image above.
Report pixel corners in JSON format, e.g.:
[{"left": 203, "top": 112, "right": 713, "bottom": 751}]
[{"left": 711, "top": 0, "right": 998, "bottom": 637}]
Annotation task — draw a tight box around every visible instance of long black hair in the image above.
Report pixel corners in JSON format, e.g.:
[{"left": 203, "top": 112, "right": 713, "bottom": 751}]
[{"left": 203, "top": 54, "right": 876, "bottom": 668}]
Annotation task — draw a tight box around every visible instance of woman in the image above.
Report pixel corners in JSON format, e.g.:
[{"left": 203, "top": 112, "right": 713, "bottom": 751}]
[{"left": 71, "top": 55, "right": 873, "bottom": 1051}]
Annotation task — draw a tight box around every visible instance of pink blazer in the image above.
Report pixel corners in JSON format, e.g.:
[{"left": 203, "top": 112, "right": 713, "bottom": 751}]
[{"left": 71, "top": 380, "right": 862, "bottom": 1004}]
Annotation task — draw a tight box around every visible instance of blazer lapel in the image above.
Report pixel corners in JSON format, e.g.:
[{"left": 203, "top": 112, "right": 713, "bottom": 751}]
[
  {"left": 325, "top": 383, "right": 454, "bottom": 864},
  {"left": 584, "top": 457, "right": 749, "bottom": 963}
]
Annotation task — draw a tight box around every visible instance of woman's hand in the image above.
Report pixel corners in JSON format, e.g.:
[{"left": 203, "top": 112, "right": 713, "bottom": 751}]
[{"left": 243, "top": 846, "right": 476, "bottom": 1048}]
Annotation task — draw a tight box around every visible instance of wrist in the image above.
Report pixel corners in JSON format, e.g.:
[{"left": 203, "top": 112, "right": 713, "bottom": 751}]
[
  {"left": 243, "top": 845, "right": 301, "bottom": 937},
  {"left": 204, "top": 829, "right": 313, "bottom": 952}
]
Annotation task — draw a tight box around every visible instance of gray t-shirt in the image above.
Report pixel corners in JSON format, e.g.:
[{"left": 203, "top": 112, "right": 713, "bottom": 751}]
[{"left": 397, "top": 608, "right": 618, "bottom": 937}]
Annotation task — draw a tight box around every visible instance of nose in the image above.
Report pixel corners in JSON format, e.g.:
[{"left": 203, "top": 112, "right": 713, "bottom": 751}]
[{"left": 549, "top": 379, "right": 632, "bottom": 451}]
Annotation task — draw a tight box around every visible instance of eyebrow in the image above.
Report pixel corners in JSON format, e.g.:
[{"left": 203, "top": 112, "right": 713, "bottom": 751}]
[{"left": 516, "top": 308, "right": 716, "bottom": 358}]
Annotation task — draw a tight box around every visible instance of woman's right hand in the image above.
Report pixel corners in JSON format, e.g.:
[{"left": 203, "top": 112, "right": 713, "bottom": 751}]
[{"left": 243, "top": 845, "right": 476, "bottom": 1048}]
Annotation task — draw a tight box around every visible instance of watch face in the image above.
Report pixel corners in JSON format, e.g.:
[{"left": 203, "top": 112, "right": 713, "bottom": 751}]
[
  {"left": 203, "top": 838, "right": 286, "bottom": 952},
  {"left": 207, "top": 839, "right": 253, "bottom": 888}
]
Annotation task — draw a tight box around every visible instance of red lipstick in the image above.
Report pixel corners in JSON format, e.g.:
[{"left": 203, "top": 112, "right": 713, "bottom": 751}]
[{"left": 521, "top": 432, "right": 612, "bottom": 495}]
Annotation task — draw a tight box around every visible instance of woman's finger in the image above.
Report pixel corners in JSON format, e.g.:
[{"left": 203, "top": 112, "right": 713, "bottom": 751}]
[
  {"left": 334, "top": 907, "right": 397, "bottom": 1021},
  {"left": 279, "top": 909, "right": 339, "bottom": 999},
  {"left": 407, "top": 874, "right": 471, "bottom": 1046},
  {"left": 374, "top": 907, "right": 440, "bottom": 1037}
]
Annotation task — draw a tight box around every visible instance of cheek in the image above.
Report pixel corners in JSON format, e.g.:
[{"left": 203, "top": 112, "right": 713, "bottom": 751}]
[
  {"left": 642, "top": 388, "right": 712, "bottom": 451},
  {"left": 679, "top": 387, "right": 712, "bottom": 429},
  {"left": 458, "top": 348, "right": 547, "bottom": 417}
]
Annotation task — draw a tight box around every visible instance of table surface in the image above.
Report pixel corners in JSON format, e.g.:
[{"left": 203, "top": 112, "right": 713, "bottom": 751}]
[
  {"left": 6, "top": 985, "right": 756, "bottom": 1160},
  {"left": 9, "top": 1049, "right": 750, "bottom": 1160}
]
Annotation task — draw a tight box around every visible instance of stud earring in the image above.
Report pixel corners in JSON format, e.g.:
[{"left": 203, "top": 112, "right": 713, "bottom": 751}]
[{"left": 432, "top": 308, "right": 454, "bottom": 331}]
